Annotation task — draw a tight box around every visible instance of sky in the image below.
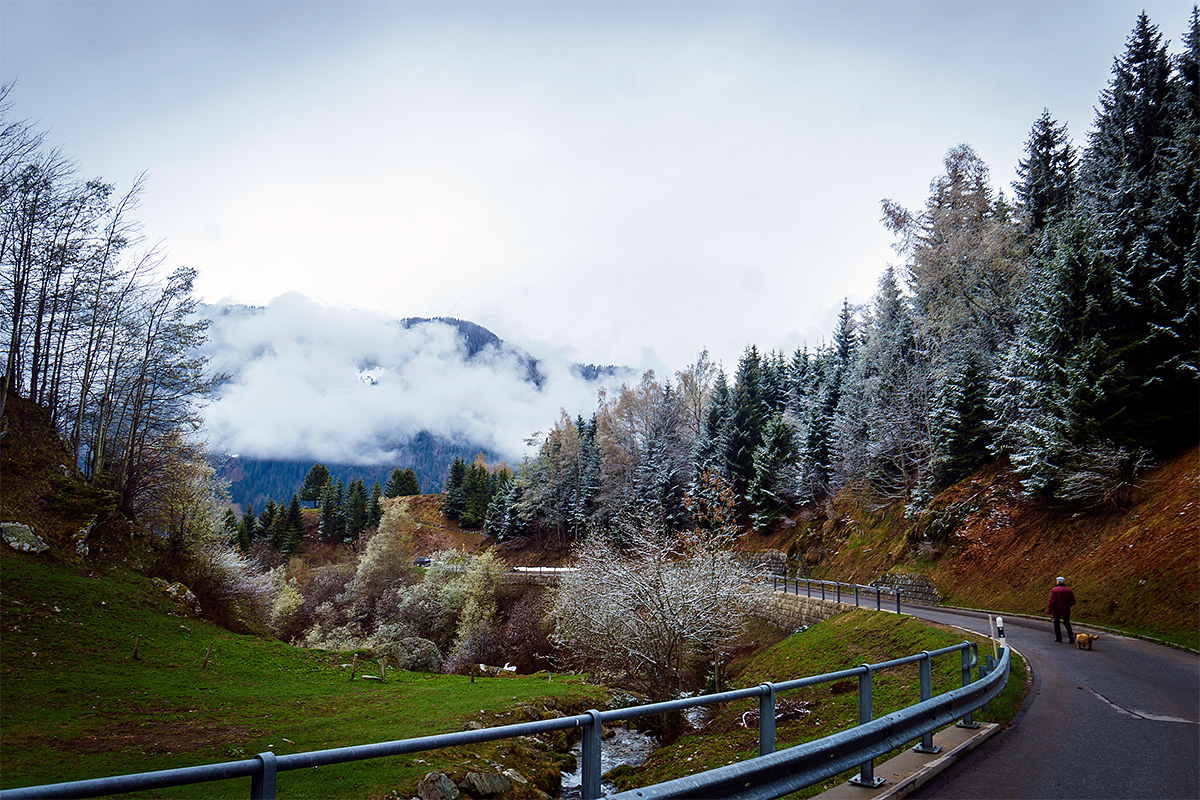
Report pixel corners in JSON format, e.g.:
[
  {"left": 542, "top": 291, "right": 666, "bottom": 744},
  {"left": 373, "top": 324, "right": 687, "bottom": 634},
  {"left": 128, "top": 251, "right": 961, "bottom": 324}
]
[{"left": 3, "top": 0, "right": 1196, "bottom": 462}]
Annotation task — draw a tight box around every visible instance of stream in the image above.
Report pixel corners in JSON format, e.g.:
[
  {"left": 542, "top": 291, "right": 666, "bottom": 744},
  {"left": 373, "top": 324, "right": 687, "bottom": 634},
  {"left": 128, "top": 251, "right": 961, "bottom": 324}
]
[{"left": 559, "top": 700, "right": 713, "bottom": 798}]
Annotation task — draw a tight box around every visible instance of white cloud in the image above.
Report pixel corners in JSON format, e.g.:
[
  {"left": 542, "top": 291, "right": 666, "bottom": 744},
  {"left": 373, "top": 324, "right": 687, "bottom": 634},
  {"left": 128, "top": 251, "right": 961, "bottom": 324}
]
[{"left": 199, "top": 294, "right": 631, "bottom": 464}]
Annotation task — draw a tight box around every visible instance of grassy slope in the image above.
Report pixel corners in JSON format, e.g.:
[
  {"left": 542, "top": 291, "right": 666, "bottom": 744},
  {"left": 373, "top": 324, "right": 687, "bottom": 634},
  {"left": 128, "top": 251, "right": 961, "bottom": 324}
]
[
  {"left": 612, "top": 608, "right": 1027, "bottom": 797},
  {"left": 749, "top": 449, "right": 1199, "bottom": 650},
  {"left": 0, "top": 553, "right": 605, "bottom": 798}
]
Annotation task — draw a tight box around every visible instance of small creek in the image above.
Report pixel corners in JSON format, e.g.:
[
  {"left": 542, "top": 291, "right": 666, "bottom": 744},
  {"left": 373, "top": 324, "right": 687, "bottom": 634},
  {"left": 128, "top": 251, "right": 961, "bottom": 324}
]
[
  {"left": 559, "top": 700, "right": 713, "bottom": 798},
  {"left": 560, "top": 725, "right": 658, "bottom": 799}
]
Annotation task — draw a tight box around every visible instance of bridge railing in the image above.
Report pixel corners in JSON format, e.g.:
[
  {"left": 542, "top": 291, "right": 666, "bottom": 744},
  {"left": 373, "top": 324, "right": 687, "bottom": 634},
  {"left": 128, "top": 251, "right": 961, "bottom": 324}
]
[
  {"left": 0, "top": 641, "right": 1008, "bottom": 800},
  {"left": 768, "top": 574, "right": 910, "bottom": 613}
]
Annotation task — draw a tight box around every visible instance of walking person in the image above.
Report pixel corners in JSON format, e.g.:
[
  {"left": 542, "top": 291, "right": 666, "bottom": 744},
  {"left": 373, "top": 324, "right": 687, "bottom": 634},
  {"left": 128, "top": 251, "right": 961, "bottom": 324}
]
[{"left": 1048, "top": 576, "right": 1076, "bottom": 643}]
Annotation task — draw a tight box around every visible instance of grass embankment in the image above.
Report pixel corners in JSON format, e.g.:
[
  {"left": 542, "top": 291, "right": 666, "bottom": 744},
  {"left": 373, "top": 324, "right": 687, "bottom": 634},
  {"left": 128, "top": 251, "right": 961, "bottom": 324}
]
[
  {"left": 611, "top": 608, "right": 1027, "bottom": 797},
  {"left": 0, "top": 555, "right": 606, "bottom": 799}
]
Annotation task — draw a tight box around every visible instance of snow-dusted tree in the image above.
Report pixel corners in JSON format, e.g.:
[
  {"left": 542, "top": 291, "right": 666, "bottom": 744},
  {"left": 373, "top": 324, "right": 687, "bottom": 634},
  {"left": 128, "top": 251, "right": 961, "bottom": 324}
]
[
  {"left": 1015, "top": 109, "right": 1077, "bottom": 231},
  {"left": 550, "top": 514, "right": 764, "bottom": 705},
  {"left": 748, "top": 412, "right": 801, "bottom": 532},
  {"left": 674, "top": 349, "right": 717, "bottom": 452}
]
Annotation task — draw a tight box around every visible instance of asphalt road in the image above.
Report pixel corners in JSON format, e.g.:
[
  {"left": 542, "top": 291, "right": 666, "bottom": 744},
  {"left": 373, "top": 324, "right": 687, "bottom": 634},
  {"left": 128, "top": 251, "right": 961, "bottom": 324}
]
[{"left": 899, "top": 603, "right": 1199, "bottom": 799}]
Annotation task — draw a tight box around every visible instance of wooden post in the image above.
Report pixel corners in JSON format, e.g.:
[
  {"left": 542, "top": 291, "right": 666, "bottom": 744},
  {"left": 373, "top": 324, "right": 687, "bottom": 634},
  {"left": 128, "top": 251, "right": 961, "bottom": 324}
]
[
  {"left": 133, "top": 634, "right": 141, "bottom": 660},
  {"left": 349, "top": 653, "right": 358, "bottom": 681},
  {"left": 379, "top": 658, "right": 387, "bottom": 683},
  {"left": 202, "top": 640, "right": 213, "bottom": 670}
]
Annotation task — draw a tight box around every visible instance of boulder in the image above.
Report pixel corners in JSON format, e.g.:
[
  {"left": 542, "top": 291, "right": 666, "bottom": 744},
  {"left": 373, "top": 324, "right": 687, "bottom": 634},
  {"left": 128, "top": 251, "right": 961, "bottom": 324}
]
[
  {"left": 152, "top": 578, "right": 202, "bottom": 613},
  {"left": 380, "top": 637, "right": 443, "bottom": 673},
  {"left": 458, "top": 772, "right": 511, "bottom": 798},
  {"left": 416, "top": 771, "right": 459, "bottom": 800},
  {"left": 2, "top": 523, "right": 49, "bottom": 553},
  {"left": 74, "top": 515, "right": 98, "bottom": 557}
]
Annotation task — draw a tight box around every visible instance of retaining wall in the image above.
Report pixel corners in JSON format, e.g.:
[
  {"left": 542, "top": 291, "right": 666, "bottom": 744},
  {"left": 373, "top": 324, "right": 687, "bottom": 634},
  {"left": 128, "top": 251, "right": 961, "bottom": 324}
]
[{"left": 759, "top": 593, "right": 849, "bottom": 630}]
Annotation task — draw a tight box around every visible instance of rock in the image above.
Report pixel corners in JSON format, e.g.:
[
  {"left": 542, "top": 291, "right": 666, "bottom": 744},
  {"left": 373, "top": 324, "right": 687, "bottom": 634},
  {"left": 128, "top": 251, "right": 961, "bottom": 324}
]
[
  {"left": 379, "top": 638, "right": 443, "bottom": 673},
  {"left": 152, "top": 578, "right": 202, "bottom": 613},
  {"left": 502, "top": 769, "right": 528, "bottom": 785},
  {"left": 416, "top": 772, "right": 459, "bottom": 800},
  {"left": 463, "top": 720, "right": 485, "bottom": 730},
  {"left": 74, "top": 515, "right": 98, "bottom": 557},
  {"left": 2, "top": 523, "right": 49, "bottom": 553},
  {"left": 458, "top": 772, "right": 511, "bottom": 798}
]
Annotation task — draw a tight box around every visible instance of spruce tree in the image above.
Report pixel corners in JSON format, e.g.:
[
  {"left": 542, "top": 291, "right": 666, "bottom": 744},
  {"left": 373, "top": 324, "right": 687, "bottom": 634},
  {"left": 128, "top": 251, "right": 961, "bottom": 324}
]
[
  {"left": 1015, "top": 109, "right": 1077, "bottom": 231},
  {"left": 368, "top": 480, "right": 383, "bottom": 529},
  {"left": 346, "top": 478, "right": 368, "bottom": 542},
  {"left": 240, "top": 503, "right": 257, "bottom": 544},
  {"left": 299, "top": 463, "right": 331, "bottom": 506},
  {"left": 443, "top": 457, "right": 467, "bottom": 519},
  {"left": 284, "top": 494, "right": 304, "bottom": 557},
  {"left": 748, "top": 413, "right": 800, "bottom": 532}
]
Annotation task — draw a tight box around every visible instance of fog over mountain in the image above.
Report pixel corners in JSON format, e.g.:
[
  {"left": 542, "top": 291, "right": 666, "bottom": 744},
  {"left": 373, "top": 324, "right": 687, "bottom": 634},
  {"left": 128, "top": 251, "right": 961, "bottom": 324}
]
[{"left": 199, "top": 293, "right": 635, "bottom": 466}]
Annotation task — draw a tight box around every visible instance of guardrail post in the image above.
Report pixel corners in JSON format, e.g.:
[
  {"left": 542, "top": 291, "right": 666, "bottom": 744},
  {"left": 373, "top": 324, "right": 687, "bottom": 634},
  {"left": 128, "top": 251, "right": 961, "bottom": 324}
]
[
  {"left": 895, "top": 589, "right": 902, "bottom": 614},
  {"left": 758, "top": 683, "right": 776, "bottom": 756},
  {"left": 956, "top": 645, "right": 980, "bottom": 729},
  {"left": 875, "top": 586, "right": 881, "bottom": 611},
  {"left": 582, "top": 709, "right": 603, "bottom": 800},
  {"left": 836, "top": 582, "right": 841, "bottom": 603},
  {"left": 854, "top": 585, "right": 859, "bottom": 607},
  {"left": 251, "top": 751, "right": 277, "bottom": 800},
  {"left": 849, "top": 665, "right": 885, "bottom": 787},
  {"left": 912, "top": 653, "right": 942, "bottom": 754},
  {"left": 820, "top": 581, "right": 825, "bottom": 601}
]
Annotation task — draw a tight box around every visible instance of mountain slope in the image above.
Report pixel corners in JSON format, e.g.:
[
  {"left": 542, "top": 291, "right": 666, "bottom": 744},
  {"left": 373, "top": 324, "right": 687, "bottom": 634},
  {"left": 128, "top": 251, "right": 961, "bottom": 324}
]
[{"left": 774, "top": 448, "right": 1199, "bottom": 648}]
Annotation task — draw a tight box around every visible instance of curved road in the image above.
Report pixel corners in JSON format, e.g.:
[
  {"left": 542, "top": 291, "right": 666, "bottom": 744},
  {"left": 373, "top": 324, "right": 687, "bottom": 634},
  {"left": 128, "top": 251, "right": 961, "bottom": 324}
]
[{"left": 899, "top": 603, "right": 1199, "bottom": 799}]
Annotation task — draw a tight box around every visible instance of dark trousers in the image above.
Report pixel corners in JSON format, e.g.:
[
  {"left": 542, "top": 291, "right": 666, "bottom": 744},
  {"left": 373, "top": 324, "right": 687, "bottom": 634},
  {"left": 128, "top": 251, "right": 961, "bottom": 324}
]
[{"left": 1054, "top": 614, "right": 1074, "bottom": 642}]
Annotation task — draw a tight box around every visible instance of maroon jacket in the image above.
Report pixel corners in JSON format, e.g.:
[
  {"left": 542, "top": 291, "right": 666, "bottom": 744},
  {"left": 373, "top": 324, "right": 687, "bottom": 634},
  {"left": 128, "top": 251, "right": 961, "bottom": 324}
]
[{"left": 1048, "top": 584, "right": 1076, "bottom": 616}]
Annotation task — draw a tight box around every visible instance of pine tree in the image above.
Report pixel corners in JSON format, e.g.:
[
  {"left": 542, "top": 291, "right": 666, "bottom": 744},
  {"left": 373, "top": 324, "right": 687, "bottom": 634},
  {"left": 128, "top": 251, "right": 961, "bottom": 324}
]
[
  {"left": 240, "top": 503, "right": 257, "bottom": 544},
  {"left": 723, "top": 346, "right": 767, "bottom": 508},
  {"left": 692, "top": 371, "right": 731, "bottom": 484},
  {"left": 443, "top": 457, "right": 467, "bottom": 519},
  {"left": 748, "top": 413, "right": 800, "bottom": 532},
  {"left": 368, "top": 480, "right": 383, "bottom": 529},
  {"left": 386, "top": 467, "right": 421, "bottom": 497},
  {"left": 931, "top": 355, "right": 991, "bottom": 491},
  {"left": 299, "top": 463, "right": 331, "bottom": 506},
  {"left": 346, "top": 478, "right": 368, "bottom": 542},
  {"left": 1015, "top": 109, "right": 1077, "bottom": 231},
  {"left": 284, "top": 494, "right": 305, "bottom": 557},
  {"left": 1076, "top": 10, "right": 1198, "bottom": 451},
  {"left": 223, "top": 508, "right": 245, "bottom": 551}
]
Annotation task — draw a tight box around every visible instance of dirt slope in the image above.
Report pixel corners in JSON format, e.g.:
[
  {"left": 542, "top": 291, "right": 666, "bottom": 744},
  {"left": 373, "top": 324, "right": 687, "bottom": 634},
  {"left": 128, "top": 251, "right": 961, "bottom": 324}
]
[{"left": 777, "top": 449, "right": 1198, "bottom": 647}]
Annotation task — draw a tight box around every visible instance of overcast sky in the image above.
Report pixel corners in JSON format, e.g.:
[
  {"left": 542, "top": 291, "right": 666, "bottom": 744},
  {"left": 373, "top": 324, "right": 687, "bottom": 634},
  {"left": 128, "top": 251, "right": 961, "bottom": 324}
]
[{"left": 2, "top": 0, "right": 1195, "bottom": 378}]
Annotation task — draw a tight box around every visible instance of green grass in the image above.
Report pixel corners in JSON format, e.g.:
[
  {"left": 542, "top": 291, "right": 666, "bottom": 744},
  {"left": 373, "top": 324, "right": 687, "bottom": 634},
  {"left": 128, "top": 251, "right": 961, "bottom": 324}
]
[
  {"left": 0, "top": 554, "right": 606, "bottom": 799},
  {"left": 610, "top": 608, "right": 1029, "bottom": 797}
]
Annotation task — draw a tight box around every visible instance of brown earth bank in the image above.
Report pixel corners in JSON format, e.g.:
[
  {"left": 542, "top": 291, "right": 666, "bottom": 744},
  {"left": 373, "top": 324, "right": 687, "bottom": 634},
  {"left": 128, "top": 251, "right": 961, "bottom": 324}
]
[{"left": 756, "top": 448, "right": 1198, "bottom": 649}]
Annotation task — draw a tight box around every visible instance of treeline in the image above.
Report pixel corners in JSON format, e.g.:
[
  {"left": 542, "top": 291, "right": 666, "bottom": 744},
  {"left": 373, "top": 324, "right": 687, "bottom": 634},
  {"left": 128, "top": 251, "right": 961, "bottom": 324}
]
[
  {"left": 442, "top": 455, "right": 513, "bottom": 529},
  {"left": 229, "top": 464, "right": 426, "bottom": 556},
  {"left": 0, "top": 82, "right": 214, "bottom": 524},
  {"left": 485, "top": 11, "right": 1198, "bottom": 542}
]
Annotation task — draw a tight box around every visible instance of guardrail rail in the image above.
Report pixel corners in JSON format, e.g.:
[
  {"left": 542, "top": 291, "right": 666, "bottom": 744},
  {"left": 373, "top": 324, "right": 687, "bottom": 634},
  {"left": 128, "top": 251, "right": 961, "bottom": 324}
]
[{"left": 0, "top": 641, "right": 1009, "bottom": 800}]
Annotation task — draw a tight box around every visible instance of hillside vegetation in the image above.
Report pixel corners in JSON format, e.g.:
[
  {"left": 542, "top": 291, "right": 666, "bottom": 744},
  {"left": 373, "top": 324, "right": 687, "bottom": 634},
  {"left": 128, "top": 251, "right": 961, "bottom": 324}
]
[{"left": 764, "top": 448, "right": 1199, "bottom": 649}]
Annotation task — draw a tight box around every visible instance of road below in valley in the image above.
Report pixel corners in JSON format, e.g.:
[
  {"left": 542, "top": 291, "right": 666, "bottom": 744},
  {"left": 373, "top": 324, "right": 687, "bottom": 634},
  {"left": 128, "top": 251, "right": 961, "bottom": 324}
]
[{"left": 900, "top": 603, "right": 1199, "bottom": 799}]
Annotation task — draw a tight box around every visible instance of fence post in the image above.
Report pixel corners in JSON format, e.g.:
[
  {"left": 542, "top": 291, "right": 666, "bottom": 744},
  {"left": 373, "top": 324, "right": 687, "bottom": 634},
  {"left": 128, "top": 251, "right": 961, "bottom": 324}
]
[
  {"left": 849, "top": 665, "right": 884, "bottom": 787},
  {"left": 957, "top": 644, "right": 980, "bottom": 729},
  {"left": 582, "top": 709, "right": 603, "bottom": 800},
  {"left": 805, "top": 579, "right": 811, "bottom": 598},
  {"left": 758, "top": 683, "right": 776, "bottom": 756},
  {"left": 251, "top": 751, "right": 277, "bottom": 800},
  {"left": 912, "top": 653, "right": 942, "bottom": 754}
]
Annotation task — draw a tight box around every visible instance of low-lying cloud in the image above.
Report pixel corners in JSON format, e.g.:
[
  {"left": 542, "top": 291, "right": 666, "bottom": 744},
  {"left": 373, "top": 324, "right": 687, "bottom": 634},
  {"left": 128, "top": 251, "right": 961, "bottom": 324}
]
[{"left": 199, "top": 293, "right": 633, "bottom": 465}]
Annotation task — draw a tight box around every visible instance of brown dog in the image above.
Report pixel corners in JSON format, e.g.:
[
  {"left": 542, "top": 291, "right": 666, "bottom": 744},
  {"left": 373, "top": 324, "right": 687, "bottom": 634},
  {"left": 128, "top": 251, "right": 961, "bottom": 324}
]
[{"left": 1075, "top": 632, "right": 1099, "bottom": 650}]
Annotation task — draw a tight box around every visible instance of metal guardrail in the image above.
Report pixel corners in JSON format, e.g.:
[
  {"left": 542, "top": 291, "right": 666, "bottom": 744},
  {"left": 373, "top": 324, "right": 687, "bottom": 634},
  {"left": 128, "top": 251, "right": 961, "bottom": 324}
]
[
  {"left": 0, "top": 641, "right": 1008, "bottom": 800},
  {"left": 768, "top": 574, "right": 910, "bottom": 613}
]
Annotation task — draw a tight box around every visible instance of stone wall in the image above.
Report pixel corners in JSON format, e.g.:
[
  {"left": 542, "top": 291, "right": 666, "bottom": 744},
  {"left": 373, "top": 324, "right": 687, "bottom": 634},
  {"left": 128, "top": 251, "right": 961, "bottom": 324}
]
[
  {"left": 872, "top": 573, "right": 942, "bottom": 605},
  {"left": 758, "top": 593, "right": 849, "bottom": 631}
]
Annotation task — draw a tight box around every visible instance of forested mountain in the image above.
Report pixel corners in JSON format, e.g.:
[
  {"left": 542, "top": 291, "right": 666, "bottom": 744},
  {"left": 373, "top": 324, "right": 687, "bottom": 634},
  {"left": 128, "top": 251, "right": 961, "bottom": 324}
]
[{"left": 485, "top": 10, "right": 1198, "bottom": 546}]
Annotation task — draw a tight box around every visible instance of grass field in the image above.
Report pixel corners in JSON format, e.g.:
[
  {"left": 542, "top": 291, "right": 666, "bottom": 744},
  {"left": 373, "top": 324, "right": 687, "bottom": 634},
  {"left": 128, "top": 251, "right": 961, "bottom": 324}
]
[
  {"left": 2, "top": 554, "right": 1026, "bottom": 800},
  {"left": 0, "top": 554, "right": 605, "bottom": 799}
]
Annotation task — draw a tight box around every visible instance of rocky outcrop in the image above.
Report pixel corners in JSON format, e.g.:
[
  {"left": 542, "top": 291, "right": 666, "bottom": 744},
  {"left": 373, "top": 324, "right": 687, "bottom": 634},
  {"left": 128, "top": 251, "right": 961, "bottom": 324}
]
[{"left": 2, "top": 522, "right": 49, "bottom": 553}]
